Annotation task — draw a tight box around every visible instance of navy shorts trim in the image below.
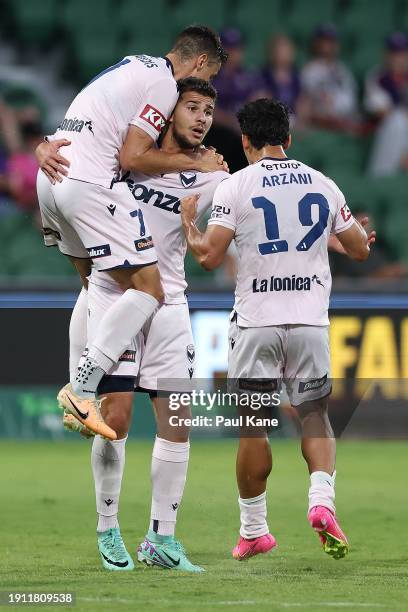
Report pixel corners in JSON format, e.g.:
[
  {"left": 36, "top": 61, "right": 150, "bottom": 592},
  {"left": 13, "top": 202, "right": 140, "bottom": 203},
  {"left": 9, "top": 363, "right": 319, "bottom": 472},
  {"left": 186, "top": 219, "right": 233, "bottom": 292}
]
[
  {"left": 135, "top": 385, "right": 158, "bottom": 399},
  {"left": 97, "top": 375, "right": 136, "bottom": 394},
  {"left": 99, "top": 260, "right": 158, "bottom": 272}
]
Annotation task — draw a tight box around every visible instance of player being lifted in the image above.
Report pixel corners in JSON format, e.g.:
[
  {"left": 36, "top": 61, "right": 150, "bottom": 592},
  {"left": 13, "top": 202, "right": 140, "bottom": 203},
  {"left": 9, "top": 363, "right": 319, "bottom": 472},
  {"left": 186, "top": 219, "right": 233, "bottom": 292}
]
[
  {"left": 181, "top": 99, "right": 375, "bottom": 561},
  {"left": 50, "top": 78, "right": 228, "bottom": 571},
  {"left": 36, "top": 26, "right": 227, "bottom": 440}
]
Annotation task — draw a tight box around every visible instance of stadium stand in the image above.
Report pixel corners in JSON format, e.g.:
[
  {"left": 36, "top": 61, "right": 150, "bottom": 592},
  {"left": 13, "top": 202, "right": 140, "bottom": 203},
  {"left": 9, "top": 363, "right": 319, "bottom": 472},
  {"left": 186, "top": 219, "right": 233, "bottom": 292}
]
[{"left": 0, "top": 0, "right": 407, "bottom": 286}]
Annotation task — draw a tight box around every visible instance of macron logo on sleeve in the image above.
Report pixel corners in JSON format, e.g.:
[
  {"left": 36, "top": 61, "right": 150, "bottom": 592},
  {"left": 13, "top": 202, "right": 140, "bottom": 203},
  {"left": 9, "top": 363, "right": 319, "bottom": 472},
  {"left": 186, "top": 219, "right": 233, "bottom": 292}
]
[{"left": 139, "top": 104, "right": 166, "bottom": 132}]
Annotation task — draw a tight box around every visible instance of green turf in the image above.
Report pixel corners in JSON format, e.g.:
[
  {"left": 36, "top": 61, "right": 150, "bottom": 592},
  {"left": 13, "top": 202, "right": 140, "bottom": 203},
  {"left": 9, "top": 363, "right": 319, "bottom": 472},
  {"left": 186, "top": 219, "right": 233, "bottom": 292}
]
[{"left": 1, "top": 440, "right": 407, "bottom": 611}]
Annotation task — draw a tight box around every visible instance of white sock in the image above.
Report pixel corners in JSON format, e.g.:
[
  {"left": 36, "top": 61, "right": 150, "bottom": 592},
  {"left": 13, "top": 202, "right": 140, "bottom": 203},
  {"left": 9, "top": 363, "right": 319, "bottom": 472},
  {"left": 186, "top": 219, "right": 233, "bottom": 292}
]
[
  {"left": 149, "top": 436, "right": 190, "bottom": 537},
  {"left": 91, "top": 435, "right": 127, "bottom": 533},
  {"left": 308, "top": 470, "right": 336, "bottom": 513},
  {"left": 69, "top": 287, "right": 88, "bottom": 384},
  {"left": 239, "top": 492, "right": 269, "bottom": 539},
  {"left": 73, "top": 289, "right": 158, "bottom": 396}
]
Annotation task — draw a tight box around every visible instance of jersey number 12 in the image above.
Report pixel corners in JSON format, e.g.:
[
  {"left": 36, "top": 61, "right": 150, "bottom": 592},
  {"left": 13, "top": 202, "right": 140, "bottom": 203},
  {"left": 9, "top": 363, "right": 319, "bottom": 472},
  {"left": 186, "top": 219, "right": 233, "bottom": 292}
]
[{"left": 252, "top": 192, "right": 329, "bottom": 255}]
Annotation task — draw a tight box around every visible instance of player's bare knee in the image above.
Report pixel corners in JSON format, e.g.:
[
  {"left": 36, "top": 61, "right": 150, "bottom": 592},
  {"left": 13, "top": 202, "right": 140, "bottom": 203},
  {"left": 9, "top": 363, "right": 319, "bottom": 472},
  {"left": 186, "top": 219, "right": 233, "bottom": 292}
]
[{"left": 100, "top": 392, "right": 132, "bottom": 437}]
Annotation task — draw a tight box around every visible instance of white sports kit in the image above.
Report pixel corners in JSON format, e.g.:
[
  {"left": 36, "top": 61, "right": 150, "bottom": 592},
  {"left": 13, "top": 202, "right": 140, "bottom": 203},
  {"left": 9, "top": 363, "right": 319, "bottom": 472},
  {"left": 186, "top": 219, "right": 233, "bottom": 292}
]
[
  {"left": 37, "top": 55, "right": 179, "bottom": 271},
  {"left": 208, "top": 157, "right": 355, "bottom": 405},
  {"left": 87, "top": 169, "right": 228, "bottom": 392}
]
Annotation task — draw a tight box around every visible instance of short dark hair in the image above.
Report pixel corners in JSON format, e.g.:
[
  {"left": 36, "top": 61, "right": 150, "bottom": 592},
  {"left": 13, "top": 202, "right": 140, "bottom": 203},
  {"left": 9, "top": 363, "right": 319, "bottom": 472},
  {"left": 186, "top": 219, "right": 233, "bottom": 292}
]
[
  {"left": 236, "top": 98, "right": 290, "bottom": 149},
  {"left": 171, "top": 25, "right": 228, "bottom": 65},
  {"left": 177, "top": 77, "right": 217, "bottom": 101}
]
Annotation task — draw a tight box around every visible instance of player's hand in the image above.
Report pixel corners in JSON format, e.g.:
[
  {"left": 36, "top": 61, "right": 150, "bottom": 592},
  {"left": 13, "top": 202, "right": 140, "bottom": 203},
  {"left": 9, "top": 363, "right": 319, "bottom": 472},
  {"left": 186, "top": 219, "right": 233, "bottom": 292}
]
[
  {"left": 36, "top": 139, "right": 71, "bottom": 185},
  {"left": 360, "top": 216, "right": 376, "bottom": 248},
  {"left": 328, "top": 216, "right": 376, "bottom": 254},
  {"left": 196, "top": 147, "right": 229, "bottom": 173},
  {"left": 180, "top": 194, "right": 200, "bottom": 226}
]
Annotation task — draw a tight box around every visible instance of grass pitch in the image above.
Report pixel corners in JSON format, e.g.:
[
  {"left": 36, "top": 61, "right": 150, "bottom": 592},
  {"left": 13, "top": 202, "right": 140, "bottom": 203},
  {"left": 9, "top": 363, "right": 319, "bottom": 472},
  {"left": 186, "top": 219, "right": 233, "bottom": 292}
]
[{"left": 1, "top": 439, "right": 407, "bottom": 611}]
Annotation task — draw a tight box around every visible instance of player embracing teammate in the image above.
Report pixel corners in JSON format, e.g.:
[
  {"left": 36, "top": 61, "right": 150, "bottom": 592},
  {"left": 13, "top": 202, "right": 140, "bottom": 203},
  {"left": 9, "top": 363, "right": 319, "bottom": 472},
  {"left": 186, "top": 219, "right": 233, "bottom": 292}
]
[
  {"left": 181, "top": 98, "right": 375, "bottom": 562},
  {"left": 36, "top": 25, "right": 227, "bottom": 440}
]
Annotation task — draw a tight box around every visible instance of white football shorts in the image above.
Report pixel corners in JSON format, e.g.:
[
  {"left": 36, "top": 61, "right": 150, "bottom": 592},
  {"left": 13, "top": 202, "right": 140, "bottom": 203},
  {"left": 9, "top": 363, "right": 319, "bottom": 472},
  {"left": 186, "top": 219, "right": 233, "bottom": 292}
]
[
  {"left": 228, "top": 317, "right": 331, "bottom": 406},
  {"left": 86, "top": 274, "right": 195, "bottom": 394},
  {"left": 37, "top": 171, "right": 157, "bottom": 271}
]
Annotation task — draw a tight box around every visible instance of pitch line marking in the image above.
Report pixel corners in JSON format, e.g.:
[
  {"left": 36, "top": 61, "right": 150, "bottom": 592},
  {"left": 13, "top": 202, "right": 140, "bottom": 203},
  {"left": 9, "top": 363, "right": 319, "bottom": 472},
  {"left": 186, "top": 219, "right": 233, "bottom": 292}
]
[{"left": 78, "top": 597, "right": 389, "bottom": 608}]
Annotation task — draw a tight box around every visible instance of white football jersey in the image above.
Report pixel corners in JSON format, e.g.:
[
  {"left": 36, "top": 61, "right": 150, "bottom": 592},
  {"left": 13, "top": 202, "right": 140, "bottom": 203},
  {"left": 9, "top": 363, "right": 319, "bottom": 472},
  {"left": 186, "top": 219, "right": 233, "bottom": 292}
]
[
  {"left": 124, "top": 168, "right": 229, "bottom": 303},
  {"left": 49, "top": 55, "right": 178, "bottom": 188},
  {"left": 208, "top": 157, "right": 355, "bottom": 326}
]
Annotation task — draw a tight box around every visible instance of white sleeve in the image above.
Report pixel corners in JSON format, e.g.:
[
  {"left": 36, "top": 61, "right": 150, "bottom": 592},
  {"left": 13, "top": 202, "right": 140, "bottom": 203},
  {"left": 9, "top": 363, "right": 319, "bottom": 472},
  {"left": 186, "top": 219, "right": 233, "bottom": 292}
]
[
  {"left": 130, "top": 77, "right": 178, "bottom": 141},
  {"left": 207, "top": 178, "right": 238, "bottom": 231},
  {"left": 331, "top": 183, "right": 355, "bottom": 234}
]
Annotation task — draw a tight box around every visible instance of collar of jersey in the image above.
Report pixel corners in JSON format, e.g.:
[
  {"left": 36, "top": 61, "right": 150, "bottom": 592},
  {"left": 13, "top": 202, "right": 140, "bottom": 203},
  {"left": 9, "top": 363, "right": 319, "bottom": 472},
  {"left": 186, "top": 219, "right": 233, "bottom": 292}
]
[
  {"left": 259, "top": 156, "right": 291, "bottom": 162},
  {"left": 163, "top": 56, "right": 175, "bottom": 76}
]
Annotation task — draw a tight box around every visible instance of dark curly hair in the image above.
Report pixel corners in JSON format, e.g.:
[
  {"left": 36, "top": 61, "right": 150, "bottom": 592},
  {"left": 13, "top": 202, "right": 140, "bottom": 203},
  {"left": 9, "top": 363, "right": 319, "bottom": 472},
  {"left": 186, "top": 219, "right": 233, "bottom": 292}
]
[
  {"left": 171, "top": 25, "right": 228, "bottom": 65},
  {"left": 177, "top": 77, "right": 217, "bottom": 100},
  {"left": 236, "top": 98, "right": 290, "bottom": 149}
]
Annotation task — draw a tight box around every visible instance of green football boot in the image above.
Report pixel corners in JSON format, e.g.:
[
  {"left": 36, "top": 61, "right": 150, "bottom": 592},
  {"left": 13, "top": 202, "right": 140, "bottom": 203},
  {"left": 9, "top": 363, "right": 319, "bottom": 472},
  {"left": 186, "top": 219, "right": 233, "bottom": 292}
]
[
  {"left": 98, "top": 528, "right": 134, "bottom": 571},
  {"left": 137, "top": 530, "right": 204, "bottom": 572}
]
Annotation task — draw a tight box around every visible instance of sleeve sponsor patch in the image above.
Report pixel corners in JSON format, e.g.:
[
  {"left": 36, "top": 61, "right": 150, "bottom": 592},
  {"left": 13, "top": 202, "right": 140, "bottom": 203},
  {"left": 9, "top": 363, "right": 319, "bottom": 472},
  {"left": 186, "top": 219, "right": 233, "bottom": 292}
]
[
  {"left": 139, "top": 104, "right": 166, "bottom": 132},
  {"left": 210, "top": 204, "right": 231, "bottom": 219},
  {"left": 340, "top": 203, "right": 352, "bottom": 222}
]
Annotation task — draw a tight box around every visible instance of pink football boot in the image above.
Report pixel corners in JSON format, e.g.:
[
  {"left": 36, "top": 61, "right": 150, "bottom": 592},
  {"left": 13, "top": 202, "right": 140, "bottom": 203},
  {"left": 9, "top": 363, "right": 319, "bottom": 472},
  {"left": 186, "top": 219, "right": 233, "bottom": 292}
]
[
  {"left": 308, "top": 505, "right": 349, "bottom": 559},
  {"left": 232, "top": 533, "right": 277, "bottom": 561}
]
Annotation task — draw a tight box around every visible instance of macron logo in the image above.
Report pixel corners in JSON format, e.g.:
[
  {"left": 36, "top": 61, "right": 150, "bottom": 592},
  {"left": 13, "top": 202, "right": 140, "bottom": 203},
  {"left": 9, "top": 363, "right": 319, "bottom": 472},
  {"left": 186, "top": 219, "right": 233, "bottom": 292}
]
[{"left": 140, "top": 104, "right": 166, "bottom": 132}]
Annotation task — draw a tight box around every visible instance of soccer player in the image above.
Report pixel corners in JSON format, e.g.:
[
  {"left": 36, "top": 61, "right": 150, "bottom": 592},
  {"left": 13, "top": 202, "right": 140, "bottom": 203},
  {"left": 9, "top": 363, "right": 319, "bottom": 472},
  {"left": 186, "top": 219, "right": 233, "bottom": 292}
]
[
  {"left": 36, "top": 26, "right": 227, "bottom": 439},
  {"left": 180, "top": 98, "right": 375, "bottom": 561},
  {"left": 63, "top": 78, "right": 228, "bottom": 571}
]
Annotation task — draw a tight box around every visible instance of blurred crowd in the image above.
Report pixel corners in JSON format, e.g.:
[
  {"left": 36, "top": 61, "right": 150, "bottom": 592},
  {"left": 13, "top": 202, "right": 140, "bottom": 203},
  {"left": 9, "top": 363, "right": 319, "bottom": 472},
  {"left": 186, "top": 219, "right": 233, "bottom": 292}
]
[
  {"left": 209, "top": 25, "right": 408, "bottom": 175},
  {"left": 0, "top": 83, "right": 43, "bottom": 220},
  {"left": 1, "top": 22, "right": 408, "bottom": 281}
]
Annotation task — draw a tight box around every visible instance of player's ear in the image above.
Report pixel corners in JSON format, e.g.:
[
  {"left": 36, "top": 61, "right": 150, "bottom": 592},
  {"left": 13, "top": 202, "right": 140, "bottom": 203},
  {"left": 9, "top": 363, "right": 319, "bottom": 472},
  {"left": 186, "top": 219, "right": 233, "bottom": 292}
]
[
  {"left": 284, "top": 134, "right": 292, "bottom": 150},
  {"left": 242, "top": 134, "right": 250, "bottom": 152},
  {"left": 196, "top": 53, "right": 208, "bottom": 70}
]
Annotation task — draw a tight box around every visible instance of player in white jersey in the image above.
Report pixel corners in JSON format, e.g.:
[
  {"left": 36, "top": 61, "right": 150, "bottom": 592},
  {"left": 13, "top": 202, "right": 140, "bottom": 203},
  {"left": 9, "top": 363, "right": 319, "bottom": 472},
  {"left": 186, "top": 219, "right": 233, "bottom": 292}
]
[
  {"left": 62, "top": 78, "right": 228, "bottom": 571},
  {"left": 180, "top": 98, "right": 375, "bottom": 562},
  {"left": 36, "top": 26, "right": 228, "bottom": 439}
]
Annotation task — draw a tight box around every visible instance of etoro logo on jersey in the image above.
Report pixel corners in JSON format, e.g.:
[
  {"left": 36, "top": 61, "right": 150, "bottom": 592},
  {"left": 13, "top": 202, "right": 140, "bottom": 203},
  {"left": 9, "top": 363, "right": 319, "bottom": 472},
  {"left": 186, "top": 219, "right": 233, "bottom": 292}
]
[
  {"left": 139, "top": 104, "right": 166, "bottom": 133},
  {"left": 127, "top": 180, "right": 181, "bottom": 214}
]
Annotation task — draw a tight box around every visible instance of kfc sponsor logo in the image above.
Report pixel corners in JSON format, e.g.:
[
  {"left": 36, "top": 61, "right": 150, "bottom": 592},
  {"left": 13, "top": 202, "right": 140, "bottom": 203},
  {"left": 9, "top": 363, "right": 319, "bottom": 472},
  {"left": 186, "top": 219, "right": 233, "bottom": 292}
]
[
  {"left": 341, "top": 203, "right": 352, "bottom": 222},
  {"left": 139, "top": 104, "right": 166, "bottom": 132}
]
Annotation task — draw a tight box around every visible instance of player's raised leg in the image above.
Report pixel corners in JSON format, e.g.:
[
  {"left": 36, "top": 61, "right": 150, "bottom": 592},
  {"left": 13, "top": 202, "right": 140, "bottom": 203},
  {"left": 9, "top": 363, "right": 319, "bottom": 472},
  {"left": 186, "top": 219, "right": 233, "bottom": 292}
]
[
  {"left": 91, "top": 391, "right": 134, "bottom": 570},
  {"left": 298, "top": 397, "right": 349, "bottom": 559},
  {"left": 137, "top": 395, "right": 204, "bottom": 572},
  {"left": 59, "top": 263, "right": 163, "bottom": 438}
]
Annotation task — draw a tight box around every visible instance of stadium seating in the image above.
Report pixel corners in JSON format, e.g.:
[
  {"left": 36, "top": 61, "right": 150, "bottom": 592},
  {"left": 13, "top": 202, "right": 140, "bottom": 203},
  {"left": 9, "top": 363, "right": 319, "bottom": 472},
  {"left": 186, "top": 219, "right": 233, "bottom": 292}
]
[
  {"left": 233, "top": 0, "right": 283, "bottom": 67},
  {"left": 284, "top": 0, "right": 337, "bottom": 46},
  {"left": 12, "top": 0, "right": 58, "bottom": 45},
  {"left": 0, "top": 213, "right": 76, "bottom": 277},
  {"left": 170, "top": 0, "right": 227, "bottom": 37}
]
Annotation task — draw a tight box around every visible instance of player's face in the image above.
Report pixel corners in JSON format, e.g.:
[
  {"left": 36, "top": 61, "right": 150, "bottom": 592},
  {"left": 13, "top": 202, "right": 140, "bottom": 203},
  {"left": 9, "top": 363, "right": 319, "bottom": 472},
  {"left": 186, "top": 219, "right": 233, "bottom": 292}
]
[{"left": 171, "top": 92, "right": 215, "bottom": 148}]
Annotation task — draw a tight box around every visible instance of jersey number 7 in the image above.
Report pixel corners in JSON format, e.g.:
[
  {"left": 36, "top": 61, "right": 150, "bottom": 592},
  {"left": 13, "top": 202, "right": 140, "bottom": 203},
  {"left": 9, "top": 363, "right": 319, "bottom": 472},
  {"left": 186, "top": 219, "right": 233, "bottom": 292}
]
[{"left": 252, "top": 192, "right": 329, "bottom": 255}]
